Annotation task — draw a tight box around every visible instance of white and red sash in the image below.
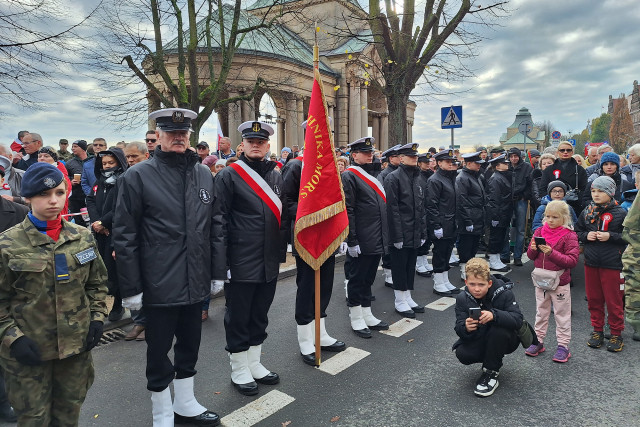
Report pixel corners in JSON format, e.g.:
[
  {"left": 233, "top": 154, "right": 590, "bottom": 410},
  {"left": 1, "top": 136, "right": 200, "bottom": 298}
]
[
  {"left": 347, "top": 166, "right": 386, "bottom": 202},
  {"left": 601, "top": 212, "right": 613, "bottom": 231},
  {"left": 229, "top": 160, "right": 282, "bottom": 226}
]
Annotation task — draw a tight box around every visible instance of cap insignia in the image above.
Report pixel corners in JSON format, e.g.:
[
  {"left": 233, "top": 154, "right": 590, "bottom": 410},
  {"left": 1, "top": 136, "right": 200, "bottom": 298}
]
[
  {"left": 448, "top": 150, "right": 453, "bottom": 156},
  {"left": 412, "top": 144, "right": 418, "bottom": 150},
  {"left": 365, "top": 138, "right": 371, "bottom": 145},
  {"left": 172, "top": 111, "right": 184, "bottom": 123},
  {"left": 43, "top": 177, "right": 56, "bottom": 188},
  {"left": 252, "top": 122, "right": 262, "bottom": 132}
]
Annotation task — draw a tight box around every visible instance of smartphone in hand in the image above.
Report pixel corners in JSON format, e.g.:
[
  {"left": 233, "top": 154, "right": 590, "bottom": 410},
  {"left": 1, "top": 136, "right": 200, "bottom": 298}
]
[
  {"left": 534, "top": 236, "right": 546, "bottom": 247},
  {"left": 469, "top": 307, "right": 481, "bottom": 320}
]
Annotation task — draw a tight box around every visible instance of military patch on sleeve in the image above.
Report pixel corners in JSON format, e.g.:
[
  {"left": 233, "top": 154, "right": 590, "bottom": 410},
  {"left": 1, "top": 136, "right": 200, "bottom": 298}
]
[
  {"left": 74, "top": 248, "right": 97, "bottom": 265},
  {"left": 55, "top": 253, "right": 70, "bottom": 281},
  {"left": 199, "top": 188, "right": 212, "bottom": 204}
]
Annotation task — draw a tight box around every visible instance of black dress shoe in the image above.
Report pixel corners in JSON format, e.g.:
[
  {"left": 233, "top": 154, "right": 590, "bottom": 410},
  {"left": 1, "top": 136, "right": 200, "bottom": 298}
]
[
  {"left": 368, "top": 321, "right": 389, "bottom": 331},
  {"left": 449, "top": 261, "right": 460, "bottom": 267},
  {"left": 175, "top": 410, "right": 221, "bottom": 426},
  {"left": 416, "top": 271, "right": 433, "bottom": 277},
  {"left": 500, "top": 257, "right": 510, "bottom": 265},
  {"left": 410, "top": 305, "right": 425, "bottom": 313},
  {"left": 433, "top": 289, "right": 457, "bottom": 297},
  {"left": 301, "top": 353, "right": 317, "bottom": 366},
  {"left": 231, "top": 380, "right": 258, "bottom": 396},
  {"left": 0, "top": 403, "right": 16, "bottom": 423},
  {"left": 447, "top": 287, "right": 461, "bottom": 295},
  {"left": 384, "top": 281, "right": 393, "bottom": 288},
  {"left": 353, "top": 328, "right": 372, "bottom": 338},
  {"left": 255, "top": 372, "right": 280, "bottom": 385},
  {"left": 108, "top": 306, "right": 124, "bottom": 322},
  {"left": 395, "top": 309, "right": 416, "bottom": 319},
  {"left": 321, "top": 340, "right": 347, "bottom": 352},
  {"left": 513, "top": 258, "right": 523, "bottom": 266},
  {"left": 370, "top": 295, "right": 376, "bottom": 301}
]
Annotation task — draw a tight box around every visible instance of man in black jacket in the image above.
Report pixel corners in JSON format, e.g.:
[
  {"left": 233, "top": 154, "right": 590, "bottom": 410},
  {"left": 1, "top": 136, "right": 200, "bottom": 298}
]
[
  {"left": 114, "top": 108, "right": 219, "bottom": 426},
  {"left": 415, "top": 153, "right": 434, "bottom": 277},
  {"left": 455, "top": 152, "right": 486, "bottom": 279},
  {"left": 504, "top": 147, "right": 533, "bottom": 266},
  {"left": 342, "top": 137, "right": 390, "bottom": 338},
  {"left": 212, "top": 121, "right": 287, "bottom": 397},
  {"left": 384, "top": 143, "right": 427, "bottom": 318},
  {"left": 377, "top": 144, "right": 402, "bottom": 286},
  {"left": 485, "top": 155, "right": 513, "bottom": 273},
  {"left": 426, "top": 150, "right": 460, "bottom": 296},
  {"left": 65, "top": 140, "right": 91, "bottom": 226},
  {"left": 453, "top": 258, "right": 523, "bottom": 397}
]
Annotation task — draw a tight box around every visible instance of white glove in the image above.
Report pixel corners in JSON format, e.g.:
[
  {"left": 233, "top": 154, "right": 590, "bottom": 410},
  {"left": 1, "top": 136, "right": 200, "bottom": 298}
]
[
  {"left": 491, "top": 220, "right": 499, "bottom": 228},
  {"left": 226, "top": 269, "right": 231, "bottom": 282},
  {"left": 466, "top": 225, "right": 474, "bottom": 232},
  {"left": 339, "top": 242, "right": 348, "bottom": 254},
  {"left": 420, "top": 239, "right": 426, "bottom": 246},
  {"left": 434, "top": 228, "right": 444, "bottom": 239},
  {"left": 211, "top": 280, "right": 224, "bottom": 295},
  {"left": 394, "top": 242, "right": 403, "bottom": 249},
  {"left": 122, "top": 292, "right": 143, "bottom": 311},
  {"left": 347, "top": 245, "right": 361, "bottom": 257}
]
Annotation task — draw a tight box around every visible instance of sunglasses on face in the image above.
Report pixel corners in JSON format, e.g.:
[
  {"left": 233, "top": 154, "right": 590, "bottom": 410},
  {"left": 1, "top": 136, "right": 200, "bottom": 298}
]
[
  {"left": 93, "top": 144, "right": 106, "bottom": 148},
  {"left": 145, "top": 138, "right": 157, "bottom": 143},
  {"left": 558, "top": 148, "right": 573, "bottom": 153}
]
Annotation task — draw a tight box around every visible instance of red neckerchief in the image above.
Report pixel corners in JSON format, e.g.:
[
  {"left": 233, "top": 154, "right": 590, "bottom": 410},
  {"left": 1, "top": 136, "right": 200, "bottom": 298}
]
[{"left": 28, "top": 212, "right": 63, "bottom": 241}]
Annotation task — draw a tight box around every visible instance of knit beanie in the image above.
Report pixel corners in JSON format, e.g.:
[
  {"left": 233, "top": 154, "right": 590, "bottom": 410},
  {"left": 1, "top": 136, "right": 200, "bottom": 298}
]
[
  {"left": 547, "top": 180, "right": 567, "bottom": 194},
  {"left": 592, "top": 176, "right": 616, "bottom": 198},
  {"left": 72, "top": 140, "right": 88, "bottom": 151},
  {"left": 600, "top": 151, "right": 620, "bottom": 169}
]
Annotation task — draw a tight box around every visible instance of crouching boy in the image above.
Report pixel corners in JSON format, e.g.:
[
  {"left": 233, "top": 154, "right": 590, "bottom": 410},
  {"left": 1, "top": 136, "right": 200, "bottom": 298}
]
[
  {"left": 0, "top": 163, "right": 108, "bottom": 426},
  {"left": 452, "top": 258, "right": 523, "bottom": 397}
]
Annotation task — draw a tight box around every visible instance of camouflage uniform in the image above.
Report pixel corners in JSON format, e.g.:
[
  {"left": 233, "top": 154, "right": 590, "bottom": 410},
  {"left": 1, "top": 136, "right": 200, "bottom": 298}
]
[
  {"left": 622, "top": 194, "right": 640, "bottom": 333},
  {"left": 0, "top": 217, "right": 108, "bottom": 426}
]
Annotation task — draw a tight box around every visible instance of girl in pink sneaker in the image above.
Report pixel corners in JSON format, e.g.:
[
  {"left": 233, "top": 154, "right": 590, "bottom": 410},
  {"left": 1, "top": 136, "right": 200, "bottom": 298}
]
[{"left": 526, "top": 200, "right": 580, "bottom": 362}]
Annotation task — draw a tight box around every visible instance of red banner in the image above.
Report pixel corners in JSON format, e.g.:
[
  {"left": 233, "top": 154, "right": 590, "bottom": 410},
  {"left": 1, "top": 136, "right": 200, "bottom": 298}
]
[{"left": 294, "top": 68, "right": 349, "bottom": 270}]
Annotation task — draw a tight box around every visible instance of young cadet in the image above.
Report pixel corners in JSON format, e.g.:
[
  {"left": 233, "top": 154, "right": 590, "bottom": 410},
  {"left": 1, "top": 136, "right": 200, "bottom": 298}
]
[
  {"left": 212, "top": 121, "right": 288, "bottom": 396},
  {"left": 415, "top": 153, "right": 434, "bottom": 277},
  {"left": 0, "top": 162, "right": 108, "bottom": 425},
  {"left": 384, "top": 143, "right": 427, "bottom": 318},
  {"left": 377, "top": 144, "right": 402, "bottom": 286},
  {"left": 485, "top": 154, "right": 513, "bottom": 273},
  {"left": 455, "top": 152, "right": 486, "bottom": 279},
  {"left": 425, "top": 149, "right": 460, "bottom": 296},
  {"left": 282, "top": 123, "right": 346, "bottom": 367},
  {"left": 342, "top": 137, "right": 390, "bottom": 338}
]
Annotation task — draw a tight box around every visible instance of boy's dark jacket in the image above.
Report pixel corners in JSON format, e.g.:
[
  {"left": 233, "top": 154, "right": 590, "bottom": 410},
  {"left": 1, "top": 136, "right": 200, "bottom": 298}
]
[
  {"left": 575, "top": 202, "right": 628, "bottom": 270},
  {"left": 453, "top": 275, "right": 523, "bottom": 350}
]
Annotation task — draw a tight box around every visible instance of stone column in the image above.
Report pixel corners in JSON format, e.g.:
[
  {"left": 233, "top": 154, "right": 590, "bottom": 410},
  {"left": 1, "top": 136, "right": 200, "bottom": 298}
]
[
  {"left": 372, "top": 115, "right": 380, "bottom": 147},
  {"left": 380, "top": 112, "right": 389, "bottom": 151},
  {"left": 328, "top": 105, "right": 335, "bottom": 129},
  {"left": 285, "top": 95, "right": 297, "bottom": 148},
  {"left": 276, "top": 117, "right": 285, "bottom": 153},
  {"left": 360, "top": 83, "right": 368, "bottom": 137},
  {"left": 349, "top": 80, "right": 361, "bottom": 142},
  {"left": 228, "top": 91, "right": 242, "bottom": 147},
  {"left": 297, "top": 96, "right": 305, "bottom": 145},
  {"left": 241, "top": 97, "right": 252, "bottom": 122},
  {"left": 407, "top": 120, "right": 414, "bottom": 144}
]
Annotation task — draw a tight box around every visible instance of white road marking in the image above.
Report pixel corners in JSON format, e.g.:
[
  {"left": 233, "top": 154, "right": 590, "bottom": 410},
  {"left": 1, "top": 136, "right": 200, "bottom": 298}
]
[
  {"left": 317, "top": 347, "right": 370, "bottom": 375},
  {"left": 380, "top": 318, "right": 423, "bottom": 337},
  {"left": 221, "top": 390, "right": 295, "bottom": 427},
  {"left": 425, "top": 297, "right": 457, "bottom": 311}
]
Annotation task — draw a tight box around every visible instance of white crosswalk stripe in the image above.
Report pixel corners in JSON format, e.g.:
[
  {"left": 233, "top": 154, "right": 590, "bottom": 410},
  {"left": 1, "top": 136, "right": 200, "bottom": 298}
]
[
  {"left": 425, "top": 297, "right": 457, "bottom": 311},
  {"left": 221, "top": 390, "right": 295, "bottom": 426},
  {"left": 317, "top": 347, "right": 370, "bottom": 375},
  {"left": 379, "top": 318, "right": 423, "bottom": 337}
]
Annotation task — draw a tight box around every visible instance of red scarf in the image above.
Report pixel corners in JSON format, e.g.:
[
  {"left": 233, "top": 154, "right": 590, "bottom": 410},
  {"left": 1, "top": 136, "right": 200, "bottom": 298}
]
[
  {"left": 28, "top": 212, "right": 63, "bottom": 241},
  {"left": 540, "top": 223, "right": 571, "bottom": 248}
]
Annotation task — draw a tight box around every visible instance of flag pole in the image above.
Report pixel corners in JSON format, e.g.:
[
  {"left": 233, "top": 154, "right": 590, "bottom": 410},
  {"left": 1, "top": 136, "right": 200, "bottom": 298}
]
[{"left": 313, "top": 23, "right": 322, "bottom": 367}]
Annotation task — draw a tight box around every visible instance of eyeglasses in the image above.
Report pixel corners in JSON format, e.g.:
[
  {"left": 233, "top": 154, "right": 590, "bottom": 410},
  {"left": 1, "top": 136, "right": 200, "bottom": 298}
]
[
  {"left": 145, "top": 139, "right": 157, "bottom": 143},
  {"left": 93, "top": 144, "right": 106, "bottom": 148},
  {"left": 558, "top": 148, "right": 573, "bottom": 153},
  {"left": 550, "top": 189, "right": 565, "bottom": 194}
]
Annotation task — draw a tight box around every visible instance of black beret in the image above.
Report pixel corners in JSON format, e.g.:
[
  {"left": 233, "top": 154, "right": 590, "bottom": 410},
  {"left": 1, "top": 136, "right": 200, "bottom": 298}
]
[
  {"left": 21, "top": 163, "right": 64, "bottom": 198},
  {"left": 38, "top": 146, "right": 58, "bottom": 162}
]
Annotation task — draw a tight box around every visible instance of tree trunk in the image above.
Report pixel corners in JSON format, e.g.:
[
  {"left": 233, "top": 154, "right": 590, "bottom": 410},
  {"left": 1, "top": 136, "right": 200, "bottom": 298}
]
[{"left": 386, "top": 90, "right": 409, "bottom": 148}]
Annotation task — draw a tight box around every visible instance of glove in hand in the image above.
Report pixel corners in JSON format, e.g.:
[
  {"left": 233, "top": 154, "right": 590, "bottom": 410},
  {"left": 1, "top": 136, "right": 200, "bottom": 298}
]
[
  {"left": 10, "top": 336, "right": 42, "bottom": 366},
  {"left": 466, "top": 225, "right": 474, "bottom": 232},
  {"left": 434, "top": 228, "right": 444, "bottom": 239},
  {"left": 347, "top": 245, "right": 361, "bottom": 258},
  {"left": 491, "top": 220, "right": 499, "bottom": 228},
  {"left": 122, "top": 293, "right": 143, "bottom": 310},
  {"left": 393, "top": 242, "right": 403, "bottom": 249},
  {"left": 86, "top": 321, "right": 103, "bottom": 351}
]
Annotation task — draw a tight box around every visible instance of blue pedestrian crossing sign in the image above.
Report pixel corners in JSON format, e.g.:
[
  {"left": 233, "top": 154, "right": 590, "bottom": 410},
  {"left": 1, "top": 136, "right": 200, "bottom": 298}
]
[{"left": 441, "top": 106, "right": 462, "bottom": 129}]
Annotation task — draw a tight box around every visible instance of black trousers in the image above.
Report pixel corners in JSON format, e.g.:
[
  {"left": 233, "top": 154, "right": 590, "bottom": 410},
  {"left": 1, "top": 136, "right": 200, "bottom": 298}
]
[
  {"left": 381, "top": 253, "right": 392, "bottom": 269},
  {"left": 457, "top": 234, "right": 481, "bottom": 263},
  {"left": 416, "top": 238, "right": 431, "bottom": 256},
  {"left": 145, "top": 303, "right": 202, "bottom": 392},
  {"left": 455, "top": 326, "right": 520, "bottom": 371},
  {"left": 346, "top": 253, "right": 381, "bottom": 308},
  {"left": 432, "top": 238, "right": 455, "bottom": 273},
  {"left": 224, "top": 279, "right": 277, "bottom": 353},
  {"left": 390, "top": 247, "right": 417, "bottom": 291},
  {"left": 488, "top": 226, "right": 508, "bottom": 253},
  {"left": 295, "top": 255, "right": 335, "bottom": 325}
]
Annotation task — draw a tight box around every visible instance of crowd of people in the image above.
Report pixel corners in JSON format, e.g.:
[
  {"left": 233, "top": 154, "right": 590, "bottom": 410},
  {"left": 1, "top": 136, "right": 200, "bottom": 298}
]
[{"left": 0, "top": 111, "right": 639, "bottom": 425}]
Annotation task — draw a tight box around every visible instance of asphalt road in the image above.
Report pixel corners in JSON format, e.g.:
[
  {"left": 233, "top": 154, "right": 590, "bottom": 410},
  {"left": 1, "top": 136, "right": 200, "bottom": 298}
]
[{"left": 3, "top": 255, "right": 639, "bottom": 426}]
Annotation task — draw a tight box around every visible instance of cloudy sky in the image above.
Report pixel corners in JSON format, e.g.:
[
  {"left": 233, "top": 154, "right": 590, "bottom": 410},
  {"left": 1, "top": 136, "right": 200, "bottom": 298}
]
[{"left": 1, "top": 0, "right": 639, "bottom": 152}]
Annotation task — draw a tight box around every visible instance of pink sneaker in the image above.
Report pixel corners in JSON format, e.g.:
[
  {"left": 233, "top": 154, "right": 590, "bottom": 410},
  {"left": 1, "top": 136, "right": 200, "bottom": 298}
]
[
  {"left": 552, "top": 345, "right": 571, "bottom": 363},
  {"left": 525, "top": 342, "right": 545, "bottom": 357}
]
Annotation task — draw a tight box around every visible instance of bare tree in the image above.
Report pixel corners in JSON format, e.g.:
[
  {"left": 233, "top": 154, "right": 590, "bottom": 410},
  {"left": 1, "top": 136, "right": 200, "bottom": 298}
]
[
  {"left": 83, "top": 0, "right": 293, "bottom": 143},
  {"left": 0, "top": 0, "right": 100, "bottom": 111}
]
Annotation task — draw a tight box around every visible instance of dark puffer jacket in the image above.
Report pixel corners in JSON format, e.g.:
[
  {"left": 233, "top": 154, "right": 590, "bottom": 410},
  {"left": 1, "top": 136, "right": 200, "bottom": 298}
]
[
  {"left": 425, "top": 168, "right": 457, "bottom": 239},
  {"left": 342, "top": 163, "right": 389, "bottom": 255},
  {"left": 384, "top": 164, "right": 426, "bottom": 248},
  {"left": 582, "top": 171, "right": 634, "bottom": 210},
  {"left": 485, "top": 170, "right": 513, "bottom": 227},
  {"left": 453, "top": 275, "right": 523, "bottom": 349},
  {"left": 114, "top": 149, "right": 214, "bottom": 306},
  {"left": 575, "top": 202, "right": 628, "bottom": 270},
  {"left": 455, "top": 167, "right": 485, "bottom": 235},
  {"left": 508, "top": 152, "right": 533, "bottom": 201}
]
